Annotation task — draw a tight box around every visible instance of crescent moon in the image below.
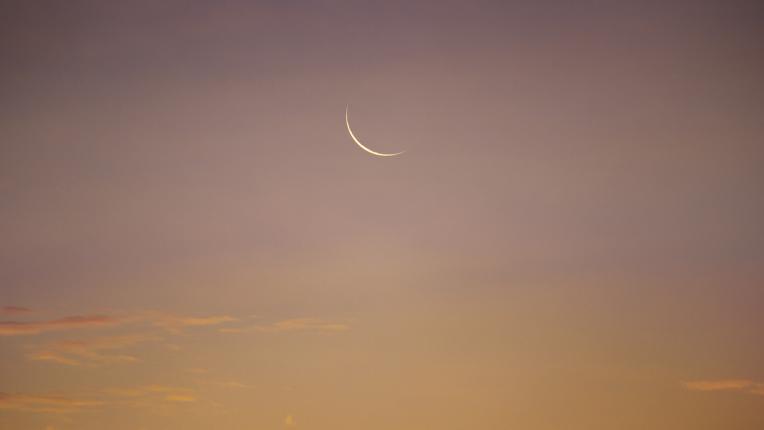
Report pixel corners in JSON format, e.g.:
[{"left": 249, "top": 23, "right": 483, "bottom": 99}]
[{"left": 345, "top": 106, "right": 405, "bottom": 157}]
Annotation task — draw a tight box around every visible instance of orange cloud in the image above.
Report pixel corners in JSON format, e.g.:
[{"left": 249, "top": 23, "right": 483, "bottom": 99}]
[
  {"left": 683, "top": 379, "right": 753, "bottom": 391},
  {"left": 0, "top": 315, "right": 117, "bottom": 336},
  {"left": 0, "top": 310, "right": 236, "bottom": 338},
  {"left": 0, "top": 393, "right": 103, "bottom": 414},
  {"left": 103, "top": 384, "right": 198, "bottom": 407},
  {"left": 212, "top": 380, "right": 252, "bottom": 389},
  {"left": 147, "top": 313, "right": 236, "bottom": 333},
  {"left": 683, "top": 379, "right": 764, "bottom": 396},
  {"left": 200, "top": 379, "right": 254, "bottom": 389},
  {"left": 28, "top": 333, "right": 159, "bottom": 366},
  {"left": 1, "top": 310, "right": 242, "bottom": 367},
  {"left": 220, "top": 318, "right": 349, "bottom": 334},
  {"left": 164, "top": 394, "right": 196, "bottom": 402},
  {"left": 0, "top": 384, "right": 202, "bottom": 416}
]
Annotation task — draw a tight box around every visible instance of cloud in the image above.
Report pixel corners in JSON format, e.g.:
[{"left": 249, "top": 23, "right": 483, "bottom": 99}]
[
  {"left": 0, "top": 393, "right": 103, "bottom": 414},
  {"left": 202, "top": 379, "right": 254, "bottom": 389},
  {"left": 0, "top": 315, "right": 117, "bottom": 336},
  {"left": 105, "top": 384, "right": 191, "bottom": 396},
  {"left": 182, "top": 369, "right": 254, "bottom": 389},
  {"left": 147, "top": 313, "right": 236, "bottom": 333},
  {"left": 103, "top": 385, "right": 197, "bottom": 406},
  {"left": 28, "top": 333, "right": 159, "bottom": 366},
  {"left": 1, "top": 306, "right": 33, "bottom": 315},
  {"left": 750, "top": 384, "right": 764, "bottom": 396},
  {"left": 220, "top": 318, "right": 349, "bottom": 334},
  {"left": 1, "top": 310, "right": 239, "bottom": 366},
  {"left": 213, "top": 380, "right": 252, "bottom": 389},
  {"left": 0, "top": 384, "right": 201, "bottom": 416},
  {"left": 284, "top": 414, "right": 296, "bottom": 427},
  {"left": 0, "top": 311, "right": 237, "bottom": 337},
  {"left": 683, "top": 379, "right": 764, "bottom": 396},
  {"left": 683, "top": 379, "right": 753, "bottom": 391},
  {"left": 164, "top": 394, "right": 196, "bottom": 402}
]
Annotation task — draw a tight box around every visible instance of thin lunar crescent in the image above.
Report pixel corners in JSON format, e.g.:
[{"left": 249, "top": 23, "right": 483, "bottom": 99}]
[{"left": 345, "top": 106, "right": 405, "bottom": 157}]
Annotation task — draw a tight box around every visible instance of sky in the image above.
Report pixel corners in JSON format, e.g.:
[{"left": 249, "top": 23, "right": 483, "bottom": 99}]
[{"left": 1, "top": 1, "right": 763, "bottom": 429}]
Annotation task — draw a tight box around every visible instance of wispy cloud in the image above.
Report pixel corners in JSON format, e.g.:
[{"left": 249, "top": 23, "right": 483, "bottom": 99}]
[
  {"left": 2, "top": 310, "right": 343, "bottom": 370},
  {"left": 0, "top": 311, "right": 237, "bottom": 338},
  {"left": 683, "top": 379, "right": 764, "bottom": 396},
  {"left": 0, "top": 393, "right": 103, "bottom": 414},
  {"left": 0, "top": 383, "right": 201, "bottom": 416},
  {"left": 203, "top": 379, "right": 254, "bottom": 389},
  {"left": 220, "top": 318, "right": 349, "bottom": 334},
  {"left": 103, "top": 384, "right": 198, "bottom": 405},
  {"left": 182, "top": 368, "right": 254, "bottom": 389},
  {"left": 214, "top": 380, "right": 253, "bottom": 389},
  {"left": 0, "top": 315, "right": 117, "bottom": 336},
  {"left": 683, "top": 379, "right": 753, "bottom": 391},
  {"left": 28, "top": 333, "right": 159, "bottom": 366},
  {"left": 150, "top": 313, "right": 236, "bottom": 333},
  {"left": 1, "top": 306, "right": 33, "bottom": 315},
  {"left": 1, "top": 310, "right": 237, "bottom": 366}
]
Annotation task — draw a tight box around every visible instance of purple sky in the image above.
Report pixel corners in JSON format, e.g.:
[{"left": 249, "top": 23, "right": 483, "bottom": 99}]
[{"left": 2, "top": 1, "right": 764, "bottom": 429}]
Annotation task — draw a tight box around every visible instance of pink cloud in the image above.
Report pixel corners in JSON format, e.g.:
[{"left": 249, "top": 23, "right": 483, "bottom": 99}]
[
  {"left": 0, "top": 311, "right": 236, "bottom": 337},
  {"left": 1, "top": 306, "right": 33, "bottom": 315},
  {"left": 150, "top": 313, "right": 236, "bottom": 333},
  {"left": 0, "top": 315, "right": 117, "bottom": 336},
  {"left": 220, "top": 318, "right": 349, "bottom": 334}
]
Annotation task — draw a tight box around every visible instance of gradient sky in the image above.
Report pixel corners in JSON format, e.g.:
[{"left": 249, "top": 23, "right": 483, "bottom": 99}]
[{"left": 2, "top": 1, "right": 764, "bottom": 429}]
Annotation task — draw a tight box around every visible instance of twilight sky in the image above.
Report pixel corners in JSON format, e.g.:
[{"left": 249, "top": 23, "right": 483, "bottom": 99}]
[{"left": 2, "top": 1, "right": 764, "bottom": 429}]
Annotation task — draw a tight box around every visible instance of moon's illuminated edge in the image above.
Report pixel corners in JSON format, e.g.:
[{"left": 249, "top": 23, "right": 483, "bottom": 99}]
[{"left": 345, "top": 106, "right": 405, "bottom": 157}]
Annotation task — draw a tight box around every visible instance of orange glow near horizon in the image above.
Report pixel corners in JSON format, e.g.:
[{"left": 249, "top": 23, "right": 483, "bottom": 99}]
[{"left": 2, "top": 1, "right": 764, "bottom": 429}]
